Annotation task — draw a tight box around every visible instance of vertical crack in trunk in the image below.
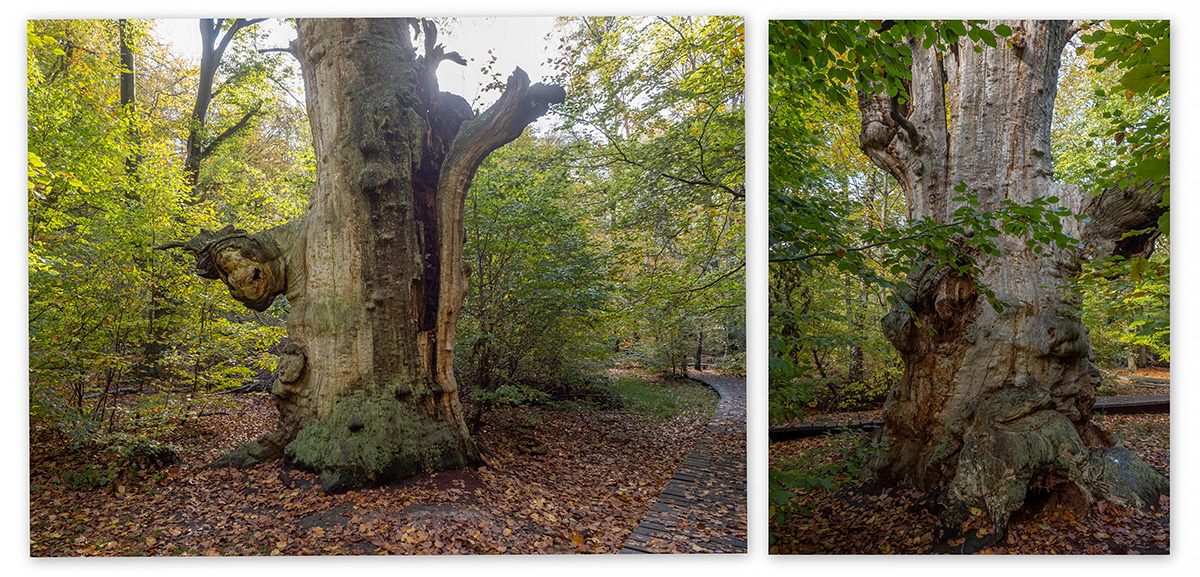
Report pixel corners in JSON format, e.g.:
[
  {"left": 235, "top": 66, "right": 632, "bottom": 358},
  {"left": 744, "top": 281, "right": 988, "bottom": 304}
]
[{"left": 161, "top": 19, "right": 566, "bottom": 492}]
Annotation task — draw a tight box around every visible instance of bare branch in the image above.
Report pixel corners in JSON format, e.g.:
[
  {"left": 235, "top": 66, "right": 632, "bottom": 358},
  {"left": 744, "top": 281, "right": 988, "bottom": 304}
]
[
  {"left": 668, "top": 261, "right": 745, "bottom": 295},
  {"left": 198, "top": 105, "right": 263, "bottom": 162}
]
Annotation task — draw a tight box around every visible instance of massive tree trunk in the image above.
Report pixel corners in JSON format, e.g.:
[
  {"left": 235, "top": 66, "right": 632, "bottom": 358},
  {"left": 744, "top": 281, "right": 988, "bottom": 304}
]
[
  {"left": 163, "top": 18, "right": 564, "bottom": 492},
  {"left": 857, "top": 19, "right": 1168, "bottom": 539}
]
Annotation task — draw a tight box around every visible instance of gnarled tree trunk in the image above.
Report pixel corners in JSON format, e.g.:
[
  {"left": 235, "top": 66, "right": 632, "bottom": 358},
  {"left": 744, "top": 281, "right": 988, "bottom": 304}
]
[
  {"left": 164, "top": 18, "right": 563, "bottom": 492},
  {"left": 857, "top": 19, "right": 1167, "bottom": 539}
]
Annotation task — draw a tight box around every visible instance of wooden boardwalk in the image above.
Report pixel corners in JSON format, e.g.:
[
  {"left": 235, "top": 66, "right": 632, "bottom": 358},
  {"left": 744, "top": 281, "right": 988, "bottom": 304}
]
[
  {"left": 1094, "top": 394, "right": 1169, "bottom": 414},
  {"left": 769, "top": 394, "right": 1169, "bottom": 442},
  {"left": 619, "top": 371, "right": 747, "bottom": 554}
]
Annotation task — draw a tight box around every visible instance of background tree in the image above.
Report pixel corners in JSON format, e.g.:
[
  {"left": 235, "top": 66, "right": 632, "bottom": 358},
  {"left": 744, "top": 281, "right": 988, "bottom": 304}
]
[
  {"left": 182, "top": 18, "right": 269, "bottom": 191},
  {"left": 28, "top": 19, "right": 307, "bottom": 443},
  {"left": 553, "top": 16, "right": 745, "bottom": 375},
  {"left": 1052, "top": 25, "right": 1170, "bottom": 371},
  {"left": 457, "top": 134, "right": 614, "bottom": 424}
]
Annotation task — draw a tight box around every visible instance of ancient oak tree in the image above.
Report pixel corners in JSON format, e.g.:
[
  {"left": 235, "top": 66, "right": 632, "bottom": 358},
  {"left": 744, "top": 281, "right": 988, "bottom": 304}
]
[
  {"left": 162, "top": 19, "right": 564, "bottom": 491},
  {"left": 857, "top": 20, "right": 1167, "bottom": 539}
]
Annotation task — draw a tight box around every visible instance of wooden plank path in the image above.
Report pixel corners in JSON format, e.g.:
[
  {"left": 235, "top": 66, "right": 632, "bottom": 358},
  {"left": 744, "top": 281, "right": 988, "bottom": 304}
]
[
  {"left": 769, "top": 394, "right": 1169, "bottom": 442},
  {"left": 1094, "top": 394, "right": 1170, "bottom": 414},
  {"left": 619, "top": 371, "right": 747, "bottom": 554}
]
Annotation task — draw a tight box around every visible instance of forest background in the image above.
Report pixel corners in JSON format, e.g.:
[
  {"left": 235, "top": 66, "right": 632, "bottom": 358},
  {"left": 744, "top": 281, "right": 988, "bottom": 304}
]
[{"left": 6, "top": 0, "right": 1200, "bottom": 574}]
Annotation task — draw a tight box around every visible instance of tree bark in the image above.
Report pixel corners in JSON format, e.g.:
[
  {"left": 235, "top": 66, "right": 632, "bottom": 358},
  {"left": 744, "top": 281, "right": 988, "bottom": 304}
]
[
  {"left": 118, "top": 19, "right": 139, "bottom": 177},
  {"left": 165, "top": 18, "right": 563, "bottom": 492},
  {"left": 858, "top": 20, "right": 1167, "bottom": 538}
]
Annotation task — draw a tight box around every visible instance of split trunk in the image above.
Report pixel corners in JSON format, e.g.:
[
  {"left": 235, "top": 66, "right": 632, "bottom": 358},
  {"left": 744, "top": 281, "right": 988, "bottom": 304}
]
[{"left": 168, "top": 18, "right": 563, "bottom": 491}]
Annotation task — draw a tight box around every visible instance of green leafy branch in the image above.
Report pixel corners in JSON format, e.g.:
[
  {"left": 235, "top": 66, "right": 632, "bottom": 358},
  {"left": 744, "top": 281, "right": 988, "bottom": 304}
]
[
  {"left": 1078, "top": 20, "right": 1169, "bottom": 231},
  {"left": 769, "top": 20, "right": 1012, "bottom": 107},
  {"left": 771, "top": 183, "right": 1082, "bottom": 313}
]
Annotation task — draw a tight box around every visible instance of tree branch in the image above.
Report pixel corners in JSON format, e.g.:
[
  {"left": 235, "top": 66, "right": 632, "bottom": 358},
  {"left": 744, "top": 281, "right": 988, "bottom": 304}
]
[
  {"left": 771, "top": 220, "right": 965, "bottom": 263},
  {"left": 1079, "top": 180, "right": 1166, "bottom": 261},
  {"left": 668, "top": 261, "right": 745, "bottom": 295},
  {"left": 889, "top": 95, "right": 920, "bottom": 144},
  {"left": 441, "top": 68, "right": 566, "bottom": 190},
  {"left": 197, "top": 105, "right": 263, "bottom": 163},
  {"left": 157, "top": 221, "right": 300, "bottom": 312}
]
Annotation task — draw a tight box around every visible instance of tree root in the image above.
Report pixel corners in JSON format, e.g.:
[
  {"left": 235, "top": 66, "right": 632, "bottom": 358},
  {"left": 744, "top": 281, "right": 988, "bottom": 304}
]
[{"left": 932, "top": 387, "right": 1168, "bottom": 546}]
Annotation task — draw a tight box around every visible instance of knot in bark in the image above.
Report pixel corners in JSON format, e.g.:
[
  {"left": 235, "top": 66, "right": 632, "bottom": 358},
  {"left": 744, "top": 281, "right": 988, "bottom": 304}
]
[{"left": 157, "top": 224, "right": 288, "bottom": 312}]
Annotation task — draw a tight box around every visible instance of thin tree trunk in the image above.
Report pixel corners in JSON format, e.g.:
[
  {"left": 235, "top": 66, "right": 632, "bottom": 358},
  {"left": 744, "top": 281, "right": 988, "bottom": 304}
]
[
  {"left": 846, "top": 274, "right": 864, "bottom": 383},
  {"left": 118, "top": 19, "right": 139, "bottom": 176},
  {"left": 183, "top": 18, "right": 265, "bottom": 190}
]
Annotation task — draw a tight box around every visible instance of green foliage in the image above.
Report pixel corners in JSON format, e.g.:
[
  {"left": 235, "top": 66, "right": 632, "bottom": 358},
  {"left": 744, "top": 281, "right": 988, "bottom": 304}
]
[
  {"left": 773, "top": 184, "right": 1083, "bottom": 314},
  {"left": 1051, "top": 21, "right": 1170, "bottom": 367},
  {"left": 553, "top": 16, "right": 746, "bottom": 376},
  {"left": 1076, "top": 245, "right": 1170, "bottom": 366},
  {"left": 555, "top": 16, "right": 744, "bottom": 203},
  {"left": 768, "top": 356, "right": 815, "bottom": 425},
  {"left": 28, "top": 19, "right": 311, "bottom": 446},
  {"left": 62, "top": 464, "right": 118, "bottom": 491},
  {"left": 1077, "top": 20, "right": 1169, "bottom": 216},
  {"left": 469, "top": 383, "right": 551, "bottom": 409},
  {"left": 458, "top": 134, "right": 614, "bottom": 399},
  {"left": 60, "top": 433, "right": 180, "bottom": 491},
  {"left": 768, "top": 431, "right": 887, "bottom": 544},
  {"left": 769, "top": 20, "right": 1010, "bottom": 110}
]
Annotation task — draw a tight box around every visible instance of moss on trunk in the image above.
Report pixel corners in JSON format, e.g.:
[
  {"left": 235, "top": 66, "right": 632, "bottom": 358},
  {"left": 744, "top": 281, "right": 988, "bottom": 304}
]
[{"left": 285, "top": 388, "right": 478, "bottom": 492}]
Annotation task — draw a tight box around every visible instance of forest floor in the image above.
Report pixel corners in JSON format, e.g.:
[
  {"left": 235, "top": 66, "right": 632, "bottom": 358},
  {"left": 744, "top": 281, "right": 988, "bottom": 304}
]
[
  {"left": 30, "top": 375, "right": 727, "bottom": 556},
  {"left": 769, "top": 366, "right": 1171, "bottom": 555},
  {"left": 1098, "top": 365, "right": 1171, "bottom": 396}
]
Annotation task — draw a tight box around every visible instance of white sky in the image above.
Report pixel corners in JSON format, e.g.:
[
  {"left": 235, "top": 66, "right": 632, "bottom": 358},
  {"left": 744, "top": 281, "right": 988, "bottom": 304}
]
[{"left": 153, "top": 17, "right": 559, "bottom": 111}]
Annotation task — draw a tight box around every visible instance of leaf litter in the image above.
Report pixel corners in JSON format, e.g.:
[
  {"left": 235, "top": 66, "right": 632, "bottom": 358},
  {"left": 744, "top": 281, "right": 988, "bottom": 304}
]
[
  {"left": 30, "top": 391, "right": 719, "bottom": 556},
  {"left": 770, "top": 412, "right": 1170, "bottom": 554}
]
